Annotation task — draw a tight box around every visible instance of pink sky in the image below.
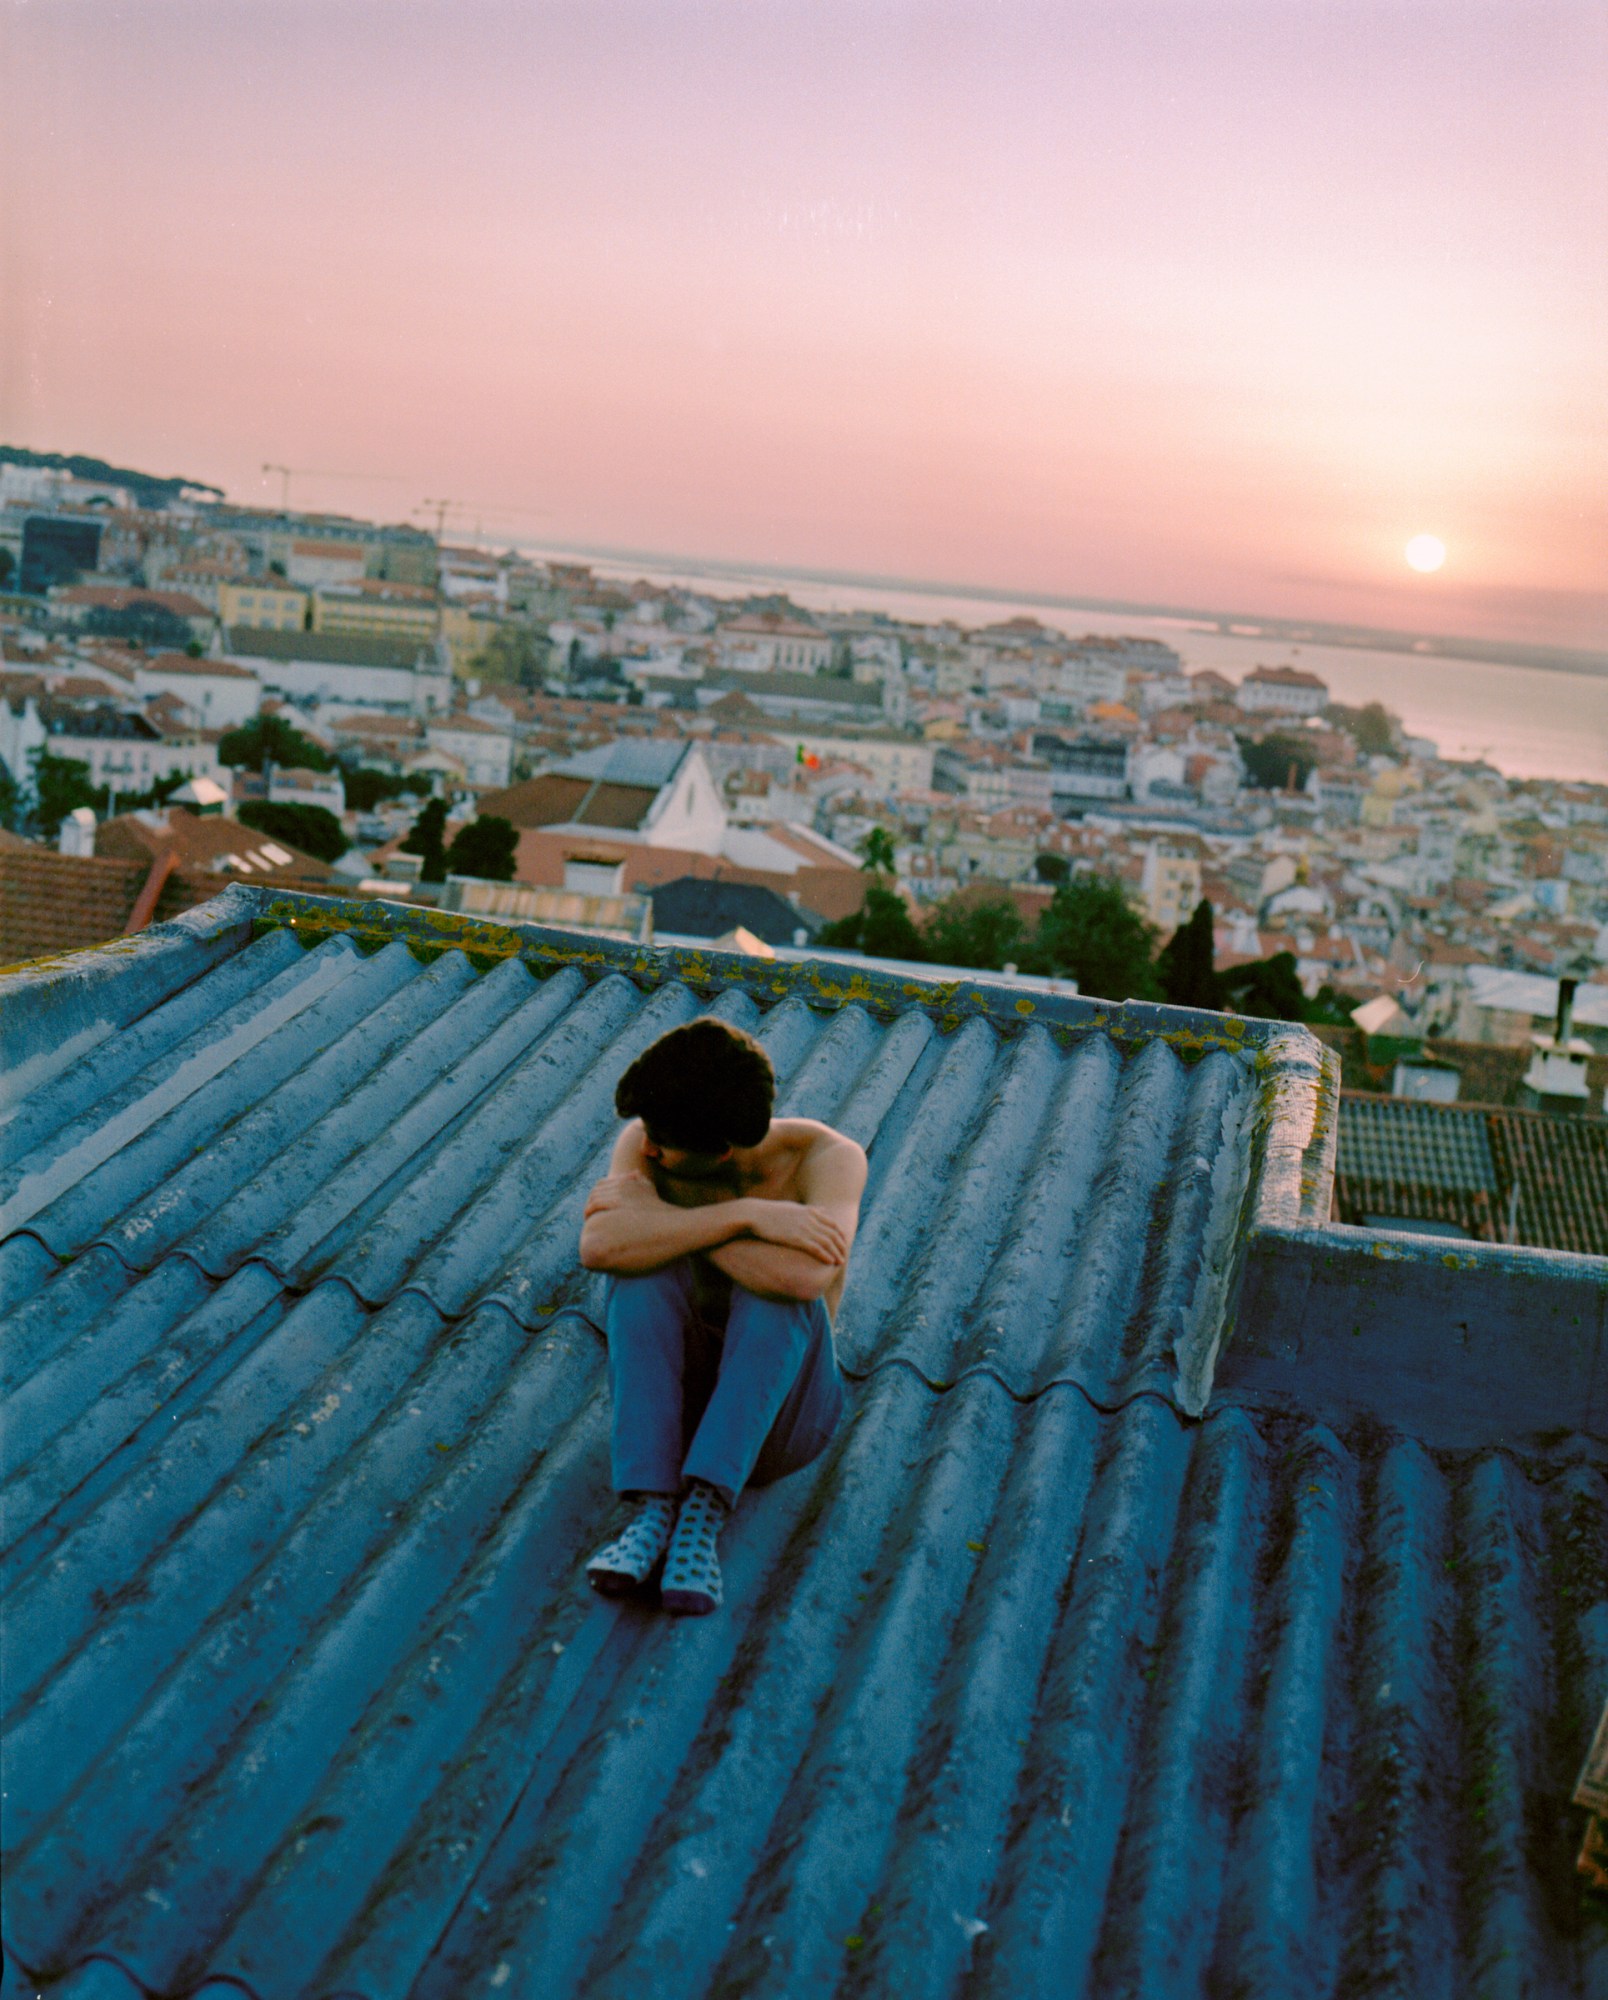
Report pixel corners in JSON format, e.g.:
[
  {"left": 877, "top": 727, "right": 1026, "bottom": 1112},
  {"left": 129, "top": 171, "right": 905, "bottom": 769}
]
[{"left": 3, "top": 1, "right": 1605, "bottom": 648}]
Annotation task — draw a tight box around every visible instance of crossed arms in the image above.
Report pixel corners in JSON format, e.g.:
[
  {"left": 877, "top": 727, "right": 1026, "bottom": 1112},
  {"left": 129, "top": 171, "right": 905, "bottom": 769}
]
[{"left": 578, "top": 1120, "right": 867, "bottom": 1303}]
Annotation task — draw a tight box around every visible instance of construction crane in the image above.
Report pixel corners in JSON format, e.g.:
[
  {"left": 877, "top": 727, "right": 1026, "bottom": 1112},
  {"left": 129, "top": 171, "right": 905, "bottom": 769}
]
[
  {"left": 260, "top": 464, "right": 410, "bottom": 514},
  {"left": 414, "top": 497, "right": 553, "bottom": 547}
]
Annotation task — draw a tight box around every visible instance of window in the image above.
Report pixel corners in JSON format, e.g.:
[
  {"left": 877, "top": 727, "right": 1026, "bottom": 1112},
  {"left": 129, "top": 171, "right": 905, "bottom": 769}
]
[{"left": 564, "top": 858, "right": 625, "bottom": 896}]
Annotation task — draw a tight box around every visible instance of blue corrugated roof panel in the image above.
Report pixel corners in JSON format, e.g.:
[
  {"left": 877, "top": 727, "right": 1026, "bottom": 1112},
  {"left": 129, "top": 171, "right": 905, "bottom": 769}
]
[{"left": 3, "top": 887, "right": 1604, "bottom": 2000}]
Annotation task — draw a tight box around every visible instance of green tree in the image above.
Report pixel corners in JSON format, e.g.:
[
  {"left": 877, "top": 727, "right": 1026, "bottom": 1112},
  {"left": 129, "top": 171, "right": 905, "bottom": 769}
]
[
  {"left": 342, "top": 766, "right": 406, "bottom": 813},
  {"left": 1305, "top": 982, "right": 1358, "bottom": 1026},
  {"left": 923, "top": 893, "right": 1029, "bottom": 971},
  {"left": 1156, "top": 897, "right": 1222, "bottom": 1009},
  {"left": 400, "top": 797, "right": 449, "bottom": 882},
  {"left": 1034, "top": 852, "right": 1070, "bottom": 884},
  {"left": 236, "top": 799, "right": 348, "bottom": 863},
  {"left": 1328, "top": 700, "right": 1397, "bottom": 758},
  {"left": 1218, "top": 951, "right": 1308, "bottom": 1023},
  {"left": 858, "top": 826, "right": 897, "bottom": 874},
  {"left": 30, "top": 750, "right": 100, "bottom": 838},
  {"left": 0, "top": 547, "right": 14, "bottom": 589},
  {"left": 444, "top": 814, "right": 519, "bottom": 881},
  {"left": 218, "top": 712, "right": 334, "bottom": 773},
  {"left": 1032, "top": 872, "right": 1160, "bottom": 1000},
  {"left": 469, "top": 622, "right": 547, "bottom": 690},
  {"left": 0, "top": 759, "right": 20, "bottom": 832},
  {"left": 1237, "top": 732, "right": 1316, "bottom": 792},
  {"left": 817, "top": 880, "right": 928, "bottom": 962}
]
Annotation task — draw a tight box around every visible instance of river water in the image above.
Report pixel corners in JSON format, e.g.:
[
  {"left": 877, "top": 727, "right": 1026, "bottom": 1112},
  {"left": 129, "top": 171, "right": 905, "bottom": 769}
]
[{"left": 534, "top": 549, "right": 1608, "bottom": 786}]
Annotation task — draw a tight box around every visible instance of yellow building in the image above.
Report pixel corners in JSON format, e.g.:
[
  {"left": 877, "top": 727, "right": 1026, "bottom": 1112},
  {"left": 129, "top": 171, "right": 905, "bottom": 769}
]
[
  {"left": 440, "top": 602, "right": 500, "bottom": 676},
  {"left": 218, "top": 576, "right": 309, "bottom": 632},
  {"left": 1359, "top": 762, "right": 1420, "bottom": 828},
  {"left": 1140, "top": 839, "right": 1203, "bottom": 937},
  {"left": 311, "top": 580, "right": 441, "bottom": 649}
]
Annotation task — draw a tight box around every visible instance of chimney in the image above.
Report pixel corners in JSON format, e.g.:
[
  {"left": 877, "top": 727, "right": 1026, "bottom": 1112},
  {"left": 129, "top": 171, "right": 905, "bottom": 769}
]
[
  {"left": 58, "top": 805, "right": 96, "bottom": 857},
  {"left": 1555, "top": 974, "right": 1578, "bottom": 1050}
]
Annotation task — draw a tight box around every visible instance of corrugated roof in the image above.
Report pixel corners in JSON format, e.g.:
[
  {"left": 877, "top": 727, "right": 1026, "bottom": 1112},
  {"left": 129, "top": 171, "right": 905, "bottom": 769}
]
[
  {"left": 2, "top": 887, "right": 1604, "bottom": 2000},
  {"left": 0, "top": 896, "right": 1279, "bottom": 1411}
]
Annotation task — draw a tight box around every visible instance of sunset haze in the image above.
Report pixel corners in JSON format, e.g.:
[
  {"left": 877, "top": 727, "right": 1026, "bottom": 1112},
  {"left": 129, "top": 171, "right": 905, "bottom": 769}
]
[{"left": 3, "top": 0, "right": 1605, "bottom": 650}]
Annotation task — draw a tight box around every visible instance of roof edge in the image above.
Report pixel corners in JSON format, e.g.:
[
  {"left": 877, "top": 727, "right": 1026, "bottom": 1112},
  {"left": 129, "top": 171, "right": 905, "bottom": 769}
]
[
  {"left": 237, "top": 885, "right": 1307, "bottom": 1058},
  {"left": 1219, "top": 1220, "right": 1608, "bottom": 1448},
  {"left": 0, "top": 885, "right": 258, "bottom": 1113}
]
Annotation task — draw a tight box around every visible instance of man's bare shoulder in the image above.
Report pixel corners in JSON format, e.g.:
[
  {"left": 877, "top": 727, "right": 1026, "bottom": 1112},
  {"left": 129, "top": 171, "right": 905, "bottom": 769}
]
[{"left": 768, "top": 1118, "right": 864, "bottom": 1162}]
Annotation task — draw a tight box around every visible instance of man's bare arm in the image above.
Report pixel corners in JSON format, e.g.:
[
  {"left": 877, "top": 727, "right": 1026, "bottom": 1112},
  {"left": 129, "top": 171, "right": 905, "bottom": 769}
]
[
  {"left": 578, "top": 1122, "right": 746, "bottom": 1272},
  {"left": 579, "top": 1172, "right": 754, "bottom": 1273},
  {"left": 705, "top": 1131, "right": 866, "bottom": 1302}
]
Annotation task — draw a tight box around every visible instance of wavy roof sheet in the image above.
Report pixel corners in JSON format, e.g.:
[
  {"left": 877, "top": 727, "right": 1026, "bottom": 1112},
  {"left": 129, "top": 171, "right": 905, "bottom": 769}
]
[{"left": 2, "top": 887, "right": 1604, "bottom": 2000}]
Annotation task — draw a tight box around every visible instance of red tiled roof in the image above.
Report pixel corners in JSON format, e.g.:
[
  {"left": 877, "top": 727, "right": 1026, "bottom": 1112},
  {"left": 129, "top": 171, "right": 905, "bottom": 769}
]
[
  {"left": 95, "top": 810, "right": 334, "bottom": 885},
  {"left": 1244, "top": 665, "right": 1328, "bottom": 689},
  {"left": 478, "top": 773, "right": 659, "bottom": 832},
  {"left": 53, "top": 587, "right": 212, "bottom": 618},
  {"left": 138, "top": 651, "right": 259, "bottom": 680},
  {"left": 1332, "top": 1089, "right": 1608, "bottom": 1256},
  {"left": 0, "top": 846, "right": 212, "bottom": 968}
]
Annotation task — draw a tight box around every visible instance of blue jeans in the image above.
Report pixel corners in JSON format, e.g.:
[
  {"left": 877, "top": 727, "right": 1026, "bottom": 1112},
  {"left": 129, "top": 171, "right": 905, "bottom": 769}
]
[{"left": 602, "top": 1260, "right": 847, "bottom": 1508}]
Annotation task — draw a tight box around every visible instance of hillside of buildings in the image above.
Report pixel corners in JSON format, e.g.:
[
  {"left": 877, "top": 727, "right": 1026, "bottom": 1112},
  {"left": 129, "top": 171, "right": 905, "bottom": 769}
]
[{"left": 3, "top": 456, "right": 1606, "bottom": 1175}]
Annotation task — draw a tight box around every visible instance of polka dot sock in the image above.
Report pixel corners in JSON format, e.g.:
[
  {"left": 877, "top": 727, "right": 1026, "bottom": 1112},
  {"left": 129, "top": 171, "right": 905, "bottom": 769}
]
[
  {"left": 586, "top": 1492, "right": 677, "bottom": 1595},
  {"left": 660, "top": 1480, "right": 729, "bottom": 1616}
]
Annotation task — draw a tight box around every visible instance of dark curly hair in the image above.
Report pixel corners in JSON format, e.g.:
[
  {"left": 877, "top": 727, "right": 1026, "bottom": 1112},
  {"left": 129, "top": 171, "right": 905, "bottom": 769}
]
[{"left": 614, "top": 1016, "right": 775, "bottom": 1153}]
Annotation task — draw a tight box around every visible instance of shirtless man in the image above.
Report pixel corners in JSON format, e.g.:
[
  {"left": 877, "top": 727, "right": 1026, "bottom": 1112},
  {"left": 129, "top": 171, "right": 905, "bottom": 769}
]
[{"left": 579, "top": 1015, "right": 866, "bottom": 1614}]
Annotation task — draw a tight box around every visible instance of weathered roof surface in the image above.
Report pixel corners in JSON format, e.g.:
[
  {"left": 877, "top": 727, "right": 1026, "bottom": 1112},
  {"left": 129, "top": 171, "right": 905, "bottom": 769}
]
[
  {"left": 3, "top": 887, "right": 1604, "bottom": 2000},
  {"left": 220, "top": 628, "right": 435, "bottom": 670},
  {"left": 1336, "top": 1092, "right": 1608, "bottom": 1256},
  {"left": 1340, "top": 1092, "right": 1500, "bottom": 1192},
  {"left": 0, "top": 888, "right": 1294, "bottom": 1411},
  {"left": 477, "top": 771, "right": 663, "bottom": 832}
]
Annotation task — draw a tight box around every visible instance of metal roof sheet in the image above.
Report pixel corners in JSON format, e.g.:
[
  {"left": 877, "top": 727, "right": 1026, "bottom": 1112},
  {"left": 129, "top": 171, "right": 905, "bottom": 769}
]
[
  {"left": 555, "top": 739, "right": 689, "bottom": 789},
  {"left": 3, "top": 887, "right": 1603, "bottom": 2000},
  {"left": 0, "top": 892, "right": 1298, "bottom": 1413}
]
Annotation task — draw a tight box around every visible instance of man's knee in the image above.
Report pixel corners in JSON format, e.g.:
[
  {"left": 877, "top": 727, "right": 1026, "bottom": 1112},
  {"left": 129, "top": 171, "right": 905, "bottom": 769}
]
[{"left": 605, "top": 1262, "right": 693, "bottom": 1331}]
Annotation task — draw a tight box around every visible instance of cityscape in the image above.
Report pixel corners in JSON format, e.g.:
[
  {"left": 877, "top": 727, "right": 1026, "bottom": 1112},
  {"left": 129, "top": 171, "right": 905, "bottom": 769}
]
[
  {"left": 3, "top": 2, "right": 1606, "bottom": 1989},
  {"left": 3, "top": 443, "right": 1606, "bottom": 1174}
]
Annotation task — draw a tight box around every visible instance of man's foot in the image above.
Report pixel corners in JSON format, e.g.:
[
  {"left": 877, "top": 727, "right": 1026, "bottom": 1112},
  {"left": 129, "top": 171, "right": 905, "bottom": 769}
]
[
  {"left": 586, "top": 1493, "right": 677, "bottom": 1595},
  {"left": 660, "top": 1480, "right": 729, "bottom": 1616}
]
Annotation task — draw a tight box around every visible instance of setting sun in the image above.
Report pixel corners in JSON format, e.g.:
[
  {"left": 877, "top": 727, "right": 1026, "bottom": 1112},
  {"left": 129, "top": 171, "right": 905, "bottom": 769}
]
[{"left": 1405, "top": 534, "right": 1448, "bottom": 574}]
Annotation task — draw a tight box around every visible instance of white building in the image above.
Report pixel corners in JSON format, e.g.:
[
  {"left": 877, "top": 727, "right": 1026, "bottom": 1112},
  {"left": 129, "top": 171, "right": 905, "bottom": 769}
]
[
  {"left": 133, "top": 652, "right": 261, "bottom": 729},
  {"left": 283, "top": 539, "right": 370, "bottom": 588},
  {"left": 1036, "top": 653, "right": 1131, "bottom": 707},
  {"left": 848, "top": 634, "right": 904, "bottom": 684},
  {"left": 425, "top": 714, "right": 516, "bottom": 790},
  {"left": 770, "top": 732, "right": 934, "bottom": 795},
  {"left": 218, "top": 629, "right": 453, "bottom": 716},
  {"left": 716, "top": 615, "right": 834, "bottom": 675},
  {"left": 1236, "top": 666, "right": 1330, "bottom": 716},
  {"left": 47, "top": 712, "right": 227, "bottom": 799}
]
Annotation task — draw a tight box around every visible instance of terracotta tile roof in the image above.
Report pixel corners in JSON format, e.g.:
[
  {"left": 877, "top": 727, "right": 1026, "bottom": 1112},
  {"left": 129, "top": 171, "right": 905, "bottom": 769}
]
[
  {"left": 1333, "top": 1090, "right": 1608, "bottom": 1255},
  {"left": 137, "top": 651, "right": 259, "bottom": 680},
  {"left": 0, "top": 847, "right": 211, "bottom": 968},
  {"left": 477, "top": 773, "right": 660, "bottom": 832},
  {"left": 53, "top": 587, "right": 212, "bottom": 619},
  {"left": 95, "top": 809, "right": 335, "bottom": 885}
]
